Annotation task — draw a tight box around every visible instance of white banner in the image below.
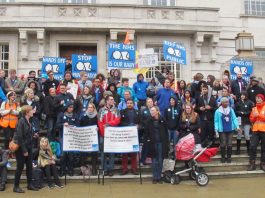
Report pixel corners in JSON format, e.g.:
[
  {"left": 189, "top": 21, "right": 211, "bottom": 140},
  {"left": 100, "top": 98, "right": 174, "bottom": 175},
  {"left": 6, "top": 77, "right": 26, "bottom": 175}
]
[
  {"left": 63, "top": 125, "right": 99, "bottom": 152},
  {"left": 104, "top": 126, "right": 139, "bottom": 153},
  {"left": 138, "top": 54, "right": 159, "bottom": 68}
]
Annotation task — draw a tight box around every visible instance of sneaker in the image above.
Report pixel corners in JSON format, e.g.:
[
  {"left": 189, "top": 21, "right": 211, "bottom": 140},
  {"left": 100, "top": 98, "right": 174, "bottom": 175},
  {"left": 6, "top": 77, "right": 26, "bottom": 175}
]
[
  {"left": 55, "top": 183, "right": 64, "bottom": 188},
  {"left": 48, "top": 184, "right": 55, "bottom": 189}
]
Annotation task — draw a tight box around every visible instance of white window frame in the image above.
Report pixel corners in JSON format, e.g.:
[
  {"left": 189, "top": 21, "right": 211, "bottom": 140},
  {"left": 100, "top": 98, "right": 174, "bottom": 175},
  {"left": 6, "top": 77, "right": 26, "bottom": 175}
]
[
  {"left": 0, "top": 44, "right": 9, "bottom": 74},
  {"left": 145, "top": 44, "right": 181, "bottom": 81},
  {"left": 244, "top": 0, "right": 265, "bottom": 16},
  {"left": 146, "top": 0, "right": 175, "bottom": 6}
]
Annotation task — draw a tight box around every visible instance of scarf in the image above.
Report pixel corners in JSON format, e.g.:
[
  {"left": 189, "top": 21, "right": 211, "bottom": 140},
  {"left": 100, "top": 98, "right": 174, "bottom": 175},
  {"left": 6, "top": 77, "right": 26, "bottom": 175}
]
[
  {"left": 64, "top": 112, "right": 73, "bottom": 118},
  {"left": 85, "top": 111, "right": 97, "bottom": 118}
]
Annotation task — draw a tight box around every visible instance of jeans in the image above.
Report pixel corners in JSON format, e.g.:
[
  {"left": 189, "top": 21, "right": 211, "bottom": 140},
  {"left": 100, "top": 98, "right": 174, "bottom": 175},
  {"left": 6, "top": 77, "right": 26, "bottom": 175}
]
[
  {"left": 47, "top": 117, "right": 57, "bottom": 141},
  {"left": 151, "top": 143, "right": 163, "bottom": 180},
  {"left": 0, "top": 166, "right": 7, "bottom": 184},
  {"left": 14, "top": 147, "right": 33, "bottom": 188},
  {"left": 238, "top": 124, "right": 251, "bottom": 140},
  {"left": 100, "top": 137, "right": 114, "bottom": 172},
  {"left": 200, "top": 120, "right": 215, "bottom": 143},
  {"left": 168, "top": 129, "right": 178, "bottom": 146},
  {"left": 3, "top": 127, "right": 15, "bottom": 149},
  {"left": 219, "top": 132, "right": 233, "bottom": 148},
  {"left": 249, "top": 132, "right": 265, "bottom": 162},
  {"left": 44, "top": 164, "right": 60, "bottom": 185}
]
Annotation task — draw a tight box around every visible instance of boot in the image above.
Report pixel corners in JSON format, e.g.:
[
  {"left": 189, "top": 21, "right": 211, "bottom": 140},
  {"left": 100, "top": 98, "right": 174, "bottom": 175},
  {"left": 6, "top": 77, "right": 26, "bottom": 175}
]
[
  {"left": 227, "top": 146, "right": 232, "bottom": 163},
  {"left": 235, "top": 140, "right": 241, "bottom": 155},
  {"left": 247, "top": 160, "right": 256, "bottom": 171},
  {"left": 246, "top": 140, "right": 250, "bottom": 156},
  {"left": 220, "top": 147, "right": 226, "bottom": 163},
  {"left": 260, "top": 162, "right": 265, "bottom": 172}
]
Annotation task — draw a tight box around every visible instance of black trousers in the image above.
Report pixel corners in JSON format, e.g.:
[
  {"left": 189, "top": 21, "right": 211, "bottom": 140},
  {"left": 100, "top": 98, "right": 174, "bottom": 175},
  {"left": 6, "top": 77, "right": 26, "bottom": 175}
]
[
  {"left": 249, "top": 132, "right": 265, "bottom": 162},
  {"left": 3, "top": 127, "right": 15, "bottom": 149},
  {"left": 44, "top": 164, "right": 60, "bottom": 185},
  {"left": 200, "top": 120, "right": 215, "bottom": 143},
  {"left": 14, "top": 147, "right": 33, "bottom": 187},
  {"left": 0, "top": 166, "right": 7, "bottom": 184}
]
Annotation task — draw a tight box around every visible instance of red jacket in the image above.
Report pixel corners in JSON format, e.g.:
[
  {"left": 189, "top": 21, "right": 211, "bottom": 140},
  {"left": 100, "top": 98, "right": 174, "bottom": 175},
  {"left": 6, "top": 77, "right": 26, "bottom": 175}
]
[
  {"left": 56, "top": 80, "right": 81, "bottom": 96},
  {"left": 98, "top": 105, "right": 120, "bottom": 137}
]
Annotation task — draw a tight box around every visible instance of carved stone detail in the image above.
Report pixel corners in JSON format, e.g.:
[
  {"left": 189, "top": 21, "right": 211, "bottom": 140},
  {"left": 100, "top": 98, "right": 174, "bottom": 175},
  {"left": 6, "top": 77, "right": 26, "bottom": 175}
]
[
  {"left": 73, "top": 8, "right": 82, "bottom": 17},
  {"left": 175, "top": 10, "right": 184, "bottom": 20},
  {"left": 0, "top": 7, "right": 6, "bottom": 16},
  {"left": 147, "top": 9, "right": 156, "bottom": 19},
  {"left": 88, "top": 7, "right": 97, "bottom": 17},
  {"left": 161, "top": 10, "right": 169, "bottom": 19},
  {"left": 58, "top": 8, "right": 67, "bottom": 17}
]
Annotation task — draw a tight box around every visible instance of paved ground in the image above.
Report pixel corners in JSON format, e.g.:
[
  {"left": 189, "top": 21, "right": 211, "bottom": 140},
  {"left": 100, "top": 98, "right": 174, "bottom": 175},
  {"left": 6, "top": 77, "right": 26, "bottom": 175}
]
[{"left": 1, "top": 177, "right": 265, "bottom": 198}]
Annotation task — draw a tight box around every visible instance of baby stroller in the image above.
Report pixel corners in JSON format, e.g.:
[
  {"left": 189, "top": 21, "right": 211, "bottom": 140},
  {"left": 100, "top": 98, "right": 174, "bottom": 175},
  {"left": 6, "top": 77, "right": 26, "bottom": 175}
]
[{"left": 170, "top": 133, "right": 218, "bottom": 187}]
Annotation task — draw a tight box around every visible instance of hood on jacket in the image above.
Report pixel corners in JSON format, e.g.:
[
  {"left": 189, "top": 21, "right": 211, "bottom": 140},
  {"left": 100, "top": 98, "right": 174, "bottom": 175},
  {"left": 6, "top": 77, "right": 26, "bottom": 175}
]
[
  {"left": 137, "top": 73, "right": 144, "bottom": 82},
  {"left": 64, "top": 101, "right": 74, "bottom": 112}
]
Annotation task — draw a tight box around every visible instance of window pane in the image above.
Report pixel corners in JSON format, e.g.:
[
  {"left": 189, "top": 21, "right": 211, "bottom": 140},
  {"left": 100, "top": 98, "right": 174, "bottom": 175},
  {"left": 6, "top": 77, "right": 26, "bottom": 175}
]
[{"left": 170, "top": 0, "right": 175, "bottom": 6}]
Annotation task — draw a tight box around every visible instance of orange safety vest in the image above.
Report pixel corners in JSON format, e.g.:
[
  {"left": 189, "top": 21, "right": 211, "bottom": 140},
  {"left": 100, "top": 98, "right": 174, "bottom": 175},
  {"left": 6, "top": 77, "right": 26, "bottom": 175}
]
[
  {"left": 251, "top": 105, "right": 265, "bottom": 132},
  {"left": 0, "top": 102, "right": 18, "bottom": 129}
]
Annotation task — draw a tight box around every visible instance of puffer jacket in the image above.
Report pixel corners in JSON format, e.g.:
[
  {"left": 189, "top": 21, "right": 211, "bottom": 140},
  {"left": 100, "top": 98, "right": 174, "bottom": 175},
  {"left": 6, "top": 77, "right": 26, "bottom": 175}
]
[{"left": 250, "top": 102, "right": 265, "bottom": 132}]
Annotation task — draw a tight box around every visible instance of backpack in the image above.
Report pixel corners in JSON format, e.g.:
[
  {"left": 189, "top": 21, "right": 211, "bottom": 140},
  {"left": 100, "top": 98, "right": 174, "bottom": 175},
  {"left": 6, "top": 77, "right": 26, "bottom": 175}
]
[
  {"left": 32, "top": 167, "right": 44, "bottom": 189},
  {"left": 50, "top": 141, "right": 61, "bottom": 158}
]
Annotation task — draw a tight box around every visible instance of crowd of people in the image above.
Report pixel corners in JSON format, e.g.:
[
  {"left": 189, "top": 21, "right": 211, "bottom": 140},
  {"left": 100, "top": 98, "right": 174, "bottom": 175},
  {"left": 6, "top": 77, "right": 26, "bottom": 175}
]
[{"left": 0, "top": 67, "right": 265, "bottom": 192}]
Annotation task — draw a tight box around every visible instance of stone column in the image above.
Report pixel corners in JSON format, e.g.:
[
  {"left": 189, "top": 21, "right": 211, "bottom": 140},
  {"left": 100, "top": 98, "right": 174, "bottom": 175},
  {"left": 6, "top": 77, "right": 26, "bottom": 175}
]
[
  {"left": 19, "top": 29, "right": 28, "bottom": 61},
  {"left": 37, "top": 29, "right": 45, "bottom": 61},
  {"left": 209, "top": 33, "right": 219, "bottom": 63},
  {"left": 194, "top": 32, "right": 204, "bottom": 62}
]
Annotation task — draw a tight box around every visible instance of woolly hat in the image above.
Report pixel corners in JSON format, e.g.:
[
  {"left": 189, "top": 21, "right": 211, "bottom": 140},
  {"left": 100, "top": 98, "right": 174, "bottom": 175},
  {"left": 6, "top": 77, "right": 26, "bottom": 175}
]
[{"left": 256, "top": 94, "right": 265, "bottom": 101}]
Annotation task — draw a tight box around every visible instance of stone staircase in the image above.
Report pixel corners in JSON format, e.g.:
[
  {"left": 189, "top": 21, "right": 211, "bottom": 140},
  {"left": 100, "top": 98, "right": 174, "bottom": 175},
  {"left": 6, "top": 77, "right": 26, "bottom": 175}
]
[{"left": 1, "top": 130, "right": 264, "bottom": 182}]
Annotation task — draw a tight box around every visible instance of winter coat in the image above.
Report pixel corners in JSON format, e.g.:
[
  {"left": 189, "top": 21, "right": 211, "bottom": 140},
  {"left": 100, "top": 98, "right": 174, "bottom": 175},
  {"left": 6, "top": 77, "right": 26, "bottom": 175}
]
[
  {"left": 145, "top": 117, "right": 169, "bottom": 158},
  {"left": 98, "top": 105, "right": 120, "bottom": 137},
  {"left": 231, "top": 78, "right": 247, "bottom": 100},
  {"left": 79, "top": 113, "right": 98, "bottom": 127},
  {"left": 118, "top": 99, "right": 138, "bottom": 111},
  {"left": 4, "top": 77, "right": 24, "bottom": 99},
  {"left": 156, "top": 88, "right": 176, "bottom": 116},
  {"left": 133, "top": 75, "right": 148, "bottom": 100},
  {"left": 164, "top": 104, "right": 182, "bottom": 130},
  {"left": 54, "top": 92, "right": 74, "bottom": 112},
  {"left": 55, "top": 112, "right": 79, "bottom": 132},
  {"left": 117, "top": 86, "right": 137, "bottom": 102},
  {"left": 13, "top": 116, "right": 33, "bottom": 153},
  {"left": 178, "top": 114, "right": 201, "bottom": 134},
  {"left": 214, "top": 107, "right": 239, "bottom": 133},
  {"left": 196, "top": 94, "right": 217, "bottom": 121},
  {"left": 247, "top": 85, "right": 265, "bottom": 103},
  {"left": 43, "top": 78, "right": 59, "bottom": 96},
  {"left": 235, "top": 99, "right": 254, "bottom": 125},
  {"left": 120, "top": 108, "right": 140, "bottom": 126},
  {"left": 43, "top": 95, "right": 57, "bottom": 118}
]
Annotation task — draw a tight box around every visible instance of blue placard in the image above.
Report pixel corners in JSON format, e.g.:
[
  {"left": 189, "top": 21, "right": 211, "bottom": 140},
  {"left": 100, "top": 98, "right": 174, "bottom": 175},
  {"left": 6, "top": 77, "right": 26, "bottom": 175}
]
[
  {"left": 230, "top": 59, "right": 253, "bottom": 82},
  {"left": 163, "top": 40, "right": 187, "bottom": 65},
  {"left": 42, "top": 56, "right": 66, "bottom": 80},
  {"left": 71, "top": 54, "right": 97, "bottom": 79},
  {"left": 108, "top": 43, "right": 136, "bottom": 69}
]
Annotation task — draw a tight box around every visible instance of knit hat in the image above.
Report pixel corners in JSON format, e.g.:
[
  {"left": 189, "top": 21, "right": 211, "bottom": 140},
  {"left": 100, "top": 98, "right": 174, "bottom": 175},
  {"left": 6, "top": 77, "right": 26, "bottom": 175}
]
[
  {"left": 6, "top": 91, "right": 15, "bottom": 99},
  {"left": 256, "top": 94, "right": 265, "bottom": 101}
]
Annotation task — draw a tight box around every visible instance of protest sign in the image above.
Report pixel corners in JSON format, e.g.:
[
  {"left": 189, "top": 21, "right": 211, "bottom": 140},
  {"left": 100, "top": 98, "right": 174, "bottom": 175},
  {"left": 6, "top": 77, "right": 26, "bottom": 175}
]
[
  {"left": 42, "top": 56, "right": 66, "bottom": 80},
  {"left": 163, "top": 40, "right": 187, "bottom": 65},
  {"left": 230, "top": 59, "right": 253, "bottom": 83}
]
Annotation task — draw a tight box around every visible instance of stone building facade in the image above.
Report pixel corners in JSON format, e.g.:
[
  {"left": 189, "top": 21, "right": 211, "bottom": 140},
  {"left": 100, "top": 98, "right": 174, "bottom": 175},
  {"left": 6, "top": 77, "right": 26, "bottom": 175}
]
[{"left": 0, "top": 0, "right": 264, "bottom": 81}]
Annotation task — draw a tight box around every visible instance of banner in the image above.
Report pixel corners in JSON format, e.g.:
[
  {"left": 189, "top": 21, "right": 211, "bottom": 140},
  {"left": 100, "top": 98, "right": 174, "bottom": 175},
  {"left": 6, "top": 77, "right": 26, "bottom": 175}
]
[
  {"left": 137, "top": 48, "right": 158, "bottom": 68},
  {"left": 42, "top": 56, "right": 66, "bottom": 80},
  {"left": 108, "top": 43, "right": 136, "bottom": 69},
  {"left": 163, "top": 40, "right": 187, "bottom": 65},
  {"left": 71, "top": 54, "right": 97, "bottom": 79},
  {"left": 63, "top": 125, "right": 99, "bottom": 152},
  {"left": 230, "top": 59, "right": 253, "bottom": 82},
  {"left": 104, "top": 126, "right": 139, "bottom": 153}
]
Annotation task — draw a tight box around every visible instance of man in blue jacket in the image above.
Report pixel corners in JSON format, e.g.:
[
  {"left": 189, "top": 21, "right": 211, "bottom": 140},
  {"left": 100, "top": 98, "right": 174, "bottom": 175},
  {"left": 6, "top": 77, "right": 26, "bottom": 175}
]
[
  {"left": 156, "top": 78, "right": 176, "bottom": 117},
  {"left": 133, "top": 74, "right": 148, "bottom": 109}
]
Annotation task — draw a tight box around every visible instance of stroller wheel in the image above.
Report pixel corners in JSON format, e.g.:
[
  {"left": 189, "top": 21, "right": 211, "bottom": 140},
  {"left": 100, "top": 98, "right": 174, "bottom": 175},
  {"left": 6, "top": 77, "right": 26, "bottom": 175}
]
[
  {"left": 189, "top": 171, "right": 196, "bottom": 180},
  {"left": 195, "top": 173, "right": 209, "bottom": 187},
  {"left": 170, "top": 175, "right": 181, "bottom": 185}
]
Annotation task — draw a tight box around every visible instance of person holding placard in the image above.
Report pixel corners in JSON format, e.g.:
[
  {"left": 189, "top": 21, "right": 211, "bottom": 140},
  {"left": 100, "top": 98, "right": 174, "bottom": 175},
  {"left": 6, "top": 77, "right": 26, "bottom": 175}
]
[
  {"left": 55, "top": 102, "right": 78, "bottom": 177},
  {"left": 79, "top": 103, "right": 98, "bottom": 175},
  {"left": 145, "top": 106, "right": 169, "bottom": 184},
  {"left": 98, "top": 95, "right": 120, "bottom": 176},
  {"left": 120, "top": 98, "right": 140, "bottom": 175}
]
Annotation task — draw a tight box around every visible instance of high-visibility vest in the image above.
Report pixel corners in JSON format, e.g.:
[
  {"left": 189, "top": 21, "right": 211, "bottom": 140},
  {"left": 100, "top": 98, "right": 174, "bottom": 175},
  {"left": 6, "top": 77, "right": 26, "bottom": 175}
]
[
  {"left": 252, "top": 105, "right": 265, "bottom": 132},
  {"left": 0, "top": 102, "right": 18, "bottom": 129}
]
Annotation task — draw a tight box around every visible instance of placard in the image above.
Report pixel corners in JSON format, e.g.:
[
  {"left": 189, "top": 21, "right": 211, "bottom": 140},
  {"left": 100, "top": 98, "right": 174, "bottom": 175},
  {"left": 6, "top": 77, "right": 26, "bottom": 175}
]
[
  {"left": 230, "top": 59, "right": 253, "bottom": 83},
  {"left": 71, "top": 54, "right": 97, "bottom": 79},
  {"left": 63, "top": 125, "right": 99, "bottom": 152},
  {"left": 163, "top": 40, "right": 187, "bottom": 65},
  {"left": 42, "top": 56, "right": 66, "bottom": 80},
  {"left": 137, "top": 48, "right": 158, "bottom": 68},
  {"left": 108, "top": 43, "right": 136, "bottom": 69},
  {"left": 104, "top": 126, "right": 139, "bottom": 153}
]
